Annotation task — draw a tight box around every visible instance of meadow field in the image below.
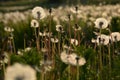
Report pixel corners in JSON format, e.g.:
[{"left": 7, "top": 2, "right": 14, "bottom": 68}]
[{"left": 0, "top": 1, "right": 120, "bottom": 80}]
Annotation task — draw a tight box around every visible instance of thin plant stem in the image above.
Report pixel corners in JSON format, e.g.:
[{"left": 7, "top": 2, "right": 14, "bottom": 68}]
[
  {"left": 68, "top": 65, "right": 71, "bottom": 80},
  {"left": 12, "top": 38, "right": 16, "bottom": 53},
  {"left": 76, "top": 63, "right": 79, "bottom": 80},
  {"left": 108, "top": 43, "right": 111, "bottom": 79}
]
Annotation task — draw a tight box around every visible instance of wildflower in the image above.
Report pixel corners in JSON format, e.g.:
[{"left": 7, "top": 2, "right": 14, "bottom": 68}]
[
  {"left": 4, "top": 27, "right": 14, "bottom": 32},
  {"left": 70, "top": 39, "right": 78, "bottom": 46},
  {"left": 96, "top": 34, "right": 110, "bottom": 45},
  {"left": 94, "top": 18, "right": 108, "bottom": 29},
  {"left": 56, "top": 25, "right": 64, "bottom": 33},
  {"left": 32, "top": 6, "right": 46, "bottom": 19},
  {"left": 31, "top": 19, "right": 39, "bottom": 28},
  {"left": 5, "top": 63, "right": 36, "bottom": 80},
  {"left": 110, "top": 32, "right": 120, "bottom": 42},
  {"left": 51, "top": 37, "right": 59, "bottom": 43},
  {"left": 73, "top": 24, "right": 81, "bottom": 31}
]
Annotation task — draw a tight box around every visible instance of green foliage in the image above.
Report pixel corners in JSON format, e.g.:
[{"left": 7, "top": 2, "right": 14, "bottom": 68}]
[
  {"left": 111, "top": 17, "right": 120, "bottom": 32},
  {"left": 10, "top": 48, "right": 41, "bottom": 66}
]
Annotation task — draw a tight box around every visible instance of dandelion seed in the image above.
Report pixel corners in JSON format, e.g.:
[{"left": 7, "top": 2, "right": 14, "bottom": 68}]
[
  {"left": 32, "top": 6, "right": 46, "bottom": 20},
  {"left": 5, "top": 63, "right": 36, "bottom": 80},
  {"left": 31, "top": 19, "right": 39, "bottom": 28},
  {"left": 94, "top": 18, "right": 108, "bottom": 29}
]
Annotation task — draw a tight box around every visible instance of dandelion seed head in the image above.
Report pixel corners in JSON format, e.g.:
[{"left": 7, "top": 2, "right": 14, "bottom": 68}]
[
  {"left": 32, "top": 6, "right": 46, "bottom": 20},
  {"left": 94, "top": 18, "right": 108, "bottom": 29},
  {"left": 31, "top": 19, "right": 39, "bottom": 28}
]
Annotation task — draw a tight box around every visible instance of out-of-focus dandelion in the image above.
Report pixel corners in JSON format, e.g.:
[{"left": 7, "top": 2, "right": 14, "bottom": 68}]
[
  {"left": 70, "top": 39, "right": 78, "bottom": 46},
  {"left": 39, "top": 32, "right": 47, "bottom": 37},
  {"left": 96, "top": 34, "right": 110, "bottom": 45},
  {"left": 60, "top": 50, "right": 69, "bottom": 64},
  {"left": 4, "top": 27, "right": 14, "bottom": 32},
  {"left": 56, "top": 25, "right": 64, "bottom": 33},
  {"left": 32, "top": 6, "right": 46, "bottom": 20},
  {"left": 94, "top": 18, "right": 108, "bottom": 29},
  {"left": 73, "top": 24, "right": 81, "bottom": 31},
  {"left": 68, "top": 53, "right": 86, "bottom": 66},
  {"left": 110, "top": 32, "right": 120, "bottom": 42},
  {"left": 51, "top": 37, "right": 59, "bottom": 43},
  {"left": 31, "top": 19, "right": 39, "bottom": 28},
  {"left": 5, "top": 63, "right": 36, "bottom": 80}
]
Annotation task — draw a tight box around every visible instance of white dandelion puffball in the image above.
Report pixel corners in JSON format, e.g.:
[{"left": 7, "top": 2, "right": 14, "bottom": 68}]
[
  {"left": 78, "top": 57, "right": 86, "bottom": 66},
  {"left": 94, "top": 18, "right": 108, "bottom": 29},
  {"left": 60, "top": 51, "right": 69, "bottom": 64},
  {"left": 110, "top": 32, "right": 120, "bottom": 42},
  {"left": 96, "top": 34, "right": 110, "bottom": 45},
  {"left": 68, "top": 53, "right": 77, "bottom": 65},
  {"left": 32, "top": 6, "right": 46, "bottom": 20},
  {"left": 5, "top": 63, "right": 36, "bottom": 80},
  {"left": 31, "top": 19, "right": 39, "bottom": 28},
  {"left": 70, "top": 39, "right": 78, "bottom": 46},
  {"left": 68, "top": 53, "right": 86, "bottom": 66},
  {"left": 4, "top": 27, "right": 14, "bottom": 32},
  {"left": 56, "top": 24, "right": 64, "bottom": 32}
]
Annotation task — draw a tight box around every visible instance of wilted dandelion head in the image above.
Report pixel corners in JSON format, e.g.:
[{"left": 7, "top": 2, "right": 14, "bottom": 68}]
[
  {"left": 4, "top": 27, "right": 14, "bottom": 32},
  {"left": 32, "top": 6, "right": 46, "bottom": 20},
  {"left": 5, "top": 63, "right": 36, "bottom": 80},
  {"left": 94, "top": 18, "right": 108, "bottom": 29},
  {"left": 31, "top": 19, "right": 39, "bottom": 28},
  {"left": 110, "top": 32, "right": 120, "bottom": 42}
]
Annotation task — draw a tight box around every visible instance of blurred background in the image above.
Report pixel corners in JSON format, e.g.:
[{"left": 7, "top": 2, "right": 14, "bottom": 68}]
[{"left": 0, "top": 0, "right": 120, "bottom": 12}]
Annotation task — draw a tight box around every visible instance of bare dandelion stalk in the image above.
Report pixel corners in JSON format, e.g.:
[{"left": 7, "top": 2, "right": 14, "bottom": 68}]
[
  {"left": 76, "top": 57, "right": 80, "bottom": 80},
  {"left": 48, "top": 8, "right": 52, "bottom": 55},
  {"left": 99, "top": 29, "right": 103, "bottom": 79}
]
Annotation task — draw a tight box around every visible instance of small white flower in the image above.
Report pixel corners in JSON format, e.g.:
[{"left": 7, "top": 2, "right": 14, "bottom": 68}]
[
  {"left": 94, "top": 18, "right": 108, "bottom": 29},
  {"left": 4, "top": 27, "right": 14, "bottom": 32},
  {"left": 110, "top": 32, "right": 120, "bottom": 42},
  {"left": 5, "top": 63, "right": 36, "bottom": 80},
  {"left": 31, "top": 19, "right": 39, "bottom": 28},
  {"left": 32, "top": 6, "right": 46, "bottom": 19},
  {"left": 70, "top": 39, "right": 78, "bottom": 46}
]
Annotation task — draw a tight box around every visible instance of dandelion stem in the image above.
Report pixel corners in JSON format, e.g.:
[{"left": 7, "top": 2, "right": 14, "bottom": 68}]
[{"left": 76, "top": 64, "right": 79, "bottom": 80}]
